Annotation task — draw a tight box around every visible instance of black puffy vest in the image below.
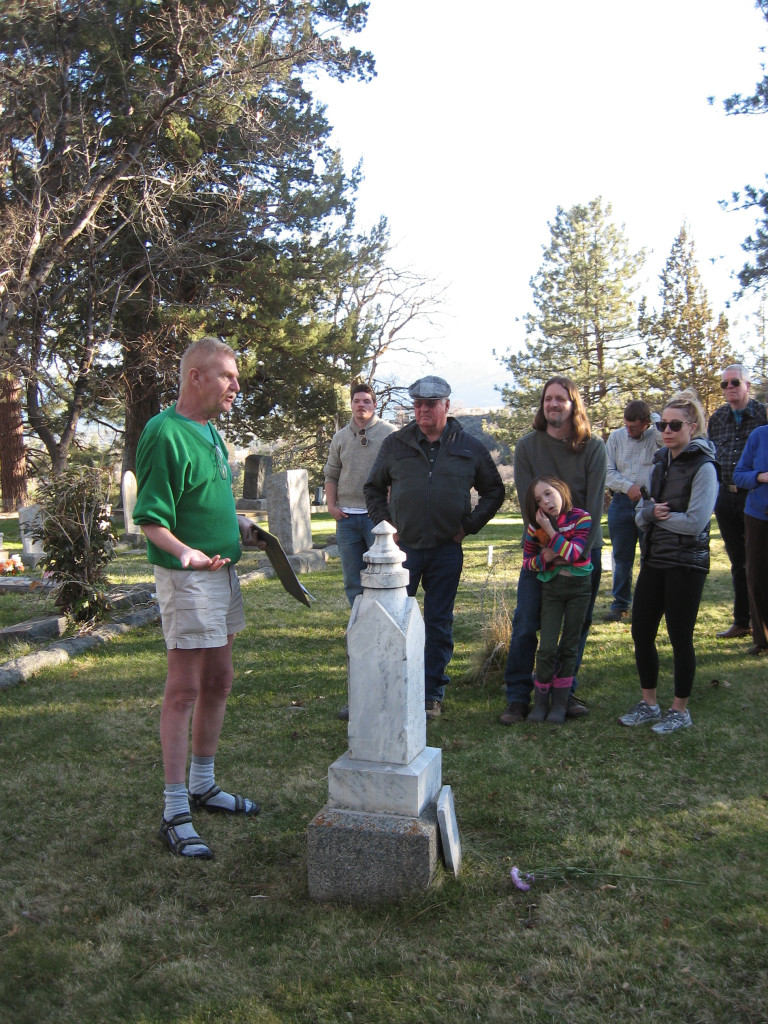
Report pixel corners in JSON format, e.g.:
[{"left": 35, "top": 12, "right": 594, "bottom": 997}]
[{"left": 640, "top": 446, "right": 717, "bottom": 572}]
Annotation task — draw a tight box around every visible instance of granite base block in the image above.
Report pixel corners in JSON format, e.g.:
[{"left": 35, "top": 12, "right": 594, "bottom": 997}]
[{"left": 307, "top": 803, "right": 439, "bottom": 904}]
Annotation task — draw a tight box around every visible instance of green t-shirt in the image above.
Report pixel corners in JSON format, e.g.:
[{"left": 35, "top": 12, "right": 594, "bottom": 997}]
[{"left": 133, "top": 405, "right": 241, "bottom": 569}]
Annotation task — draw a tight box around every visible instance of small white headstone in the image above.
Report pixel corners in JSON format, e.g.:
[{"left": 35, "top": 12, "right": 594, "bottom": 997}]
[
  {"left": 437, "top": 785, "right": 462, "bottom": 877},
  {"left": 121, "top": 471, "right": 138, "bottom": 535},
  {"left": 18, "top": 504, "right": 45, "bottom": 568}
]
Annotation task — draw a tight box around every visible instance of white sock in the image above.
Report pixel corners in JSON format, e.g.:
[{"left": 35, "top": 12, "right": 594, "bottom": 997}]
[
  {"left": 188, "top": 755, "right": 256, "bottom": 813},
  {"left": 163, "top": 783, "right": 210, "bottom": 856},
  {"left": 188, "top": 755, "right": 217, "bottom": 798}
]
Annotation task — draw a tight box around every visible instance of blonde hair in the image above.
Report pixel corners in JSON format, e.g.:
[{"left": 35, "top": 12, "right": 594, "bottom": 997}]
[
  {"left": 179, "top": 337, "right": 236, "bottom": 388},
  {"left": 663, "top": 390, "right": 706, "bottom": 437}
]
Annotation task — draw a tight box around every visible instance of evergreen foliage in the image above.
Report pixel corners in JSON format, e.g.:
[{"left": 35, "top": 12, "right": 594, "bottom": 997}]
[
  {"left": 638, "top": 225, "right": 734, "bottom": 416},
  {"left": 492, "top": 198, "right": 644, "bottom": 447},
  {"left": 721, "top": 0, "right": 768, "bottom": 292},
  {"left": 0, "top": 0, "right": 411, "bottom": 494}
]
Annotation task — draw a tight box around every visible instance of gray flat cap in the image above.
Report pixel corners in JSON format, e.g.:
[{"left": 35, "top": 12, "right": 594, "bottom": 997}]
[{"left": 408, "top": 375, "right": 451, "bottom": 400}]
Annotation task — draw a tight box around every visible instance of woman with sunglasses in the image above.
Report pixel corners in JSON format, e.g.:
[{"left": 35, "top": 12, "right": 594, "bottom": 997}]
[{"left": 618, "top": 391, "right": 719, "bottom": 734}]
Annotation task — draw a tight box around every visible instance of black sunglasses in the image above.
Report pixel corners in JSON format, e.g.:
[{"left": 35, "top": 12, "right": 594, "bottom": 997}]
[
  {"left": 656, "top": 419, "right": 687, "bottom": 433},
  {"left": 359, "top": 428, "right": 368, "bottom": 447},
  {"left": 720, "top": 379, "right": 743, "bottom": 389}
]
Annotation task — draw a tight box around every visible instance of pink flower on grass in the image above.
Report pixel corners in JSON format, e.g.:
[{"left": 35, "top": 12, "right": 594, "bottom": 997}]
[{"left": 510, "top": 866, "right": 535, "bottom": 891}]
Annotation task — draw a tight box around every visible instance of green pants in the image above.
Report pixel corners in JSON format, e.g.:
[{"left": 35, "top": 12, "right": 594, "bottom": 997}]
[{"left": 536, "top": 572, "right": 593, "bottom": 682}]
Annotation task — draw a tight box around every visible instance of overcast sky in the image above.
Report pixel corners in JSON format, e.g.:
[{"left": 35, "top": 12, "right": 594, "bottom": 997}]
[{"left": 314, "top": 0, "right": 768, "bottom": 408}]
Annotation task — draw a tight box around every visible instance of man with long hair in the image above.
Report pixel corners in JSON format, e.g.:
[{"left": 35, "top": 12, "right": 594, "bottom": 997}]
[{"left": 499, "top": 376, "right": 607, "bottom": 725}]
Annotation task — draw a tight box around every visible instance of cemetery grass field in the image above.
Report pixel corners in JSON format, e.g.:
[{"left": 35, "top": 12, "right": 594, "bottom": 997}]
[{"left": 1, "top": 513, "right": 767, "bottom": 1023}]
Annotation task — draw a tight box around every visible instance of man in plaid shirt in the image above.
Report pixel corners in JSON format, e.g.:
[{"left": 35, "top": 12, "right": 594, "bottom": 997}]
[{"left": 707, "top": 364, "right": 767, "bottom": 639}]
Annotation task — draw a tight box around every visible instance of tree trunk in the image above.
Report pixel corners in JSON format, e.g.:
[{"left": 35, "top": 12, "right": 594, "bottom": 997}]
[
  {"left": 122, "top": 341, "right": 161, "bottom": 475},
  {"left": 0, "top": 373, "right": 29, "bottom": 510}
]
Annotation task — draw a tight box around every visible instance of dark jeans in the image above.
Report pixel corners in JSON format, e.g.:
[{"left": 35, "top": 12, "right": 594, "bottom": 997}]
[
  {"left": 631, "top": 564, "right": 707, "bottom": 700},
  {"left": 745, "top": 514, "right": 768, "bottom": 649},
  {"left": 335, "top": 513, "right": 375, "bottom": 606},
  {"left": 503, "top": 548, "right": 603, "bottom": 703},
  {"left": 607, "top": 493, "right": 640, "bottom": 612},
  {"left": 714, "top": 490, "right": 750, "bottom": 628},
  {"left": 401, "top": 540, "right": 464, "bottom": 704}
]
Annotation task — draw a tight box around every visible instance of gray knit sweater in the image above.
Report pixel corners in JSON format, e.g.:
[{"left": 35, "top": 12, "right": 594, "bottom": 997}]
[{"left": 323, "top": 416, "right": 396, "bottom": 509}]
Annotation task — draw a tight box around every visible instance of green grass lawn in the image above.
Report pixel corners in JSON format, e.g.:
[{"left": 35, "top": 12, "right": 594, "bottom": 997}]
[{"left": 1, "top": 514, "right": 766, "bottom": 1023}]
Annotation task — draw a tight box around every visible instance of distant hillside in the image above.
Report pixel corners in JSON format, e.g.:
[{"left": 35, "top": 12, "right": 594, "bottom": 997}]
[{"left": 455, "top": 413, "right": 511, "bottom": 463}]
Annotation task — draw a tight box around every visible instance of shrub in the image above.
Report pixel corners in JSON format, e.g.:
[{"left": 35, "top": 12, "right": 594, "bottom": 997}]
[{"left": 36, "top": 468, "right": 118, "bottom": 621}]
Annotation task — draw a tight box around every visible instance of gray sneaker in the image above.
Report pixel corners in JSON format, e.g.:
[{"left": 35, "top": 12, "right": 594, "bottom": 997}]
[
  {"left": 618, "top": 700, "right": 662, "bottom": 727},
  {"left": 651, "top": 708, "right": 692, "bottom": 734}
]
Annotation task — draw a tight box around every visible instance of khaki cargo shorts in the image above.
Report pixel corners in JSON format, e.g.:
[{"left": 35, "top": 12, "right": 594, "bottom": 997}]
[{"left": 154, "top": 564, "right": 246, "bottom": 650}]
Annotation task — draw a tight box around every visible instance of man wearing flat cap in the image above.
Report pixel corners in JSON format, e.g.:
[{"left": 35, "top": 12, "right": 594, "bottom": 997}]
[{"left": 365, "top": 375, "right": 505, "bottom": 719}]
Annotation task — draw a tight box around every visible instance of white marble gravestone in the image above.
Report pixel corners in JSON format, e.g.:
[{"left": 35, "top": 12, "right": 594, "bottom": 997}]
[
  {"left": 307, "top": 523, "right": 446, "bottom": 903},
  {"left": 121, "top": 471, "right": 143, "bottom": 546},
  {"left": 18, "top": 504, "right": 45, "bottom": 568},
  {"left": 437, "top": 785, "right": 462, "bottom": 876}
]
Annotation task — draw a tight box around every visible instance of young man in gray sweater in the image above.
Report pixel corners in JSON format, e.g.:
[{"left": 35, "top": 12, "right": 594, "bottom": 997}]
[{"left": 324, "top": 382, "right": 395, "bottom": 607}]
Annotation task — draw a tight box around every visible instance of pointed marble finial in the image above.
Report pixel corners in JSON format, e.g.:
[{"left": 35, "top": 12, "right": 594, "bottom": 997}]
[{"left": 360, "top": 521, "right": 409, "bottom": 590}]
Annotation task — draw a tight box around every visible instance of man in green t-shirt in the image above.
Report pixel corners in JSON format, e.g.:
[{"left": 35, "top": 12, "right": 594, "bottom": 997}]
[{"left": 134, "top": 337, "right": 264, "bottom": 860}]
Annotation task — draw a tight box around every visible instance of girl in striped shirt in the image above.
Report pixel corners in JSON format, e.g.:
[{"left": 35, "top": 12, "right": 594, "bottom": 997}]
[{"left": 523, "top": 476, "right": 594, "bottom": 724}]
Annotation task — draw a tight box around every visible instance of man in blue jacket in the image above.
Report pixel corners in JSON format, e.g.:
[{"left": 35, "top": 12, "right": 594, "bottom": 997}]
[{"left": 364, "top": 375, "right": 505, "bottom": 719}]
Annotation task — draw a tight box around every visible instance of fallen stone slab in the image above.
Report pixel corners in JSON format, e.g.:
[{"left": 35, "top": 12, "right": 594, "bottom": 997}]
[
  {"left": 0, "top": 604, "right": 161, "bottom": 690},
  {"left": 108, "top": 584, "right": 156, "bottom": 609},
  {"left": 0, "top": 577, "right": 53, "bottom": 594},
  {"left": 235, "top": 499, "right": 267, "bottom": 511},
  {"left": 0, "top": 615, "right": 68, "bottom": 642}
]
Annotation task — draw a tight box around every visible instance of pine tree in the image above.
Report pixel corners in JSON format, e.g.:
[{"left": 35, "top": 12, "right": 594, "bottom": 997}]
[
  {"left": 720, "top": 0, "right": 768, "bottom": 291},
  {"left": 493, "top": 198, "right": 644, "bottom": 449},
  {"left": 639, "top": 226, "right": 734, "bottom": 416},
  {"left": 0, "top": 0, "right": 375, "bottom": 502}
]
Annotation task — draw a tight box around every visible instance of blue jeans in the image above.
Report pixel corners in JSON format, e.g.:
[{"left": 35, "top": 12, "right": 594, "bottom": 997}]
[
  {"left": 401, "top": 541, "right": 464, "bottom": 704},
  {"left": 503, "top": 549, "right": 603, "bottom": 704},
  {"left": 335, "top": 514, "right": 375, "bottom": 606},
  {"left": 607, "top": 493, "right": 640, "bottom": 612}
]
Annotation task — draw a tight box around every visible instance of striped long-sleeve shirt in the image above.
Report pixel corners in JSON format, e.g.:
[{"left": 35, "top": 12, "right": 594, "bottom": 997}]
[{"left": 523, "top": 507, "right": 594, "bottom": 582}]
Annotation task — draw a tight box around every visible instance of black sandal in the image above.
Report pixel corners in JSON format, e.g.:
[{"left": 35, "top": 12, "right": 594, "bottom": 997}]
[
  {"left": 189, "top": 784, "right": 260, "bottom": 817},
  {"left": 159, "top": 812, "right": 214, "bottom": 859}
]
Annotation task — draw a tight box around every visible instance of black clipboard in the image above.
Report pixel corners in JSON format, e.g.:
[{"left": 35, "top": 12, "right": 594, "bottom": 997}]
[{"left": 255, "top": 527, "right": 315, "bottom": 607}]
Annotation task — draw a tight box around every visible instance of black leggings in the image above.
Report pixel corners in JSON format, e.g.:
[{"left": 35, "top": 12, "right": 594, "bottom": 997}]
[{"left": 631, "top": 564, "right": 707, "bottom": 700}]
